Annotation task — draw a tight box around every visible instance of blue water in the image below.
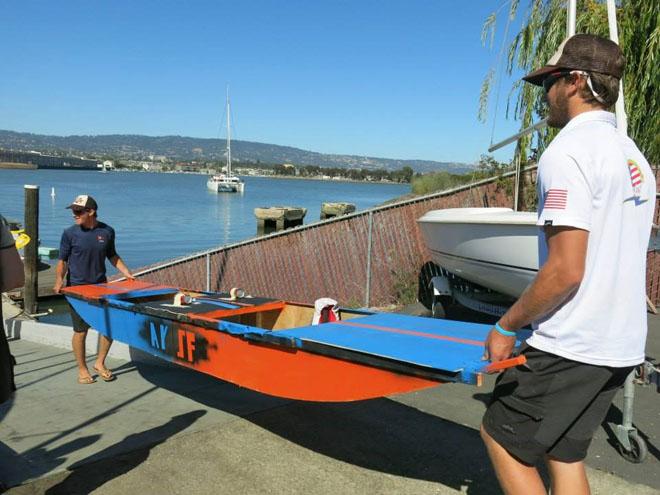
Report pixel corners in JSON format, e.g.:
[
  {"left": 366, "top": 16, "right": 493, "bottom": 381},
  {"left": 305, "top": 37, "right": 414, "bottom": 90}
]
[{"left": 0, "top": 169, "right": 409, "bottom": 270}]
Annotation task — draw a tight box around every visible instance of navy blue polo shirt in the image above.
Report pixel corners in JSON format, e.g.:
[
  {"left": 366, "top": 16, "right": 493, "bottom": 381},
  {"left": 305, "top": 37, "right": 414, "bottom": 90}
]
[{"left": 59, "top": 222, "right": 118, "bottom": 286}]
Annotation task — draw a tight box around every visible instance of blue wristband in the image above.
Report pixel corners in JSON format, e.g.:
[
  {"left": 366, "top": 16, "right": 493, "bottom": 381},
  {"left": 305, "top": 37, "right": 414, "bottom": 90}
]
[{"left": 494, "top": 322, "right": 516, "bottom": 337}]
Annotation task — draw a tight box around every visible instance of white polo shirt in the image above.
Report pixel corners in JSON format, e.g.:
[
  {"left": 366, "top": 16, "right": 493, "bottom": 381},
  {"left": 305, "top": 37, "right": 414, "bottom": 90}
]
[{"left": 527, "top": 111, "right": 655, "bottom": 367}]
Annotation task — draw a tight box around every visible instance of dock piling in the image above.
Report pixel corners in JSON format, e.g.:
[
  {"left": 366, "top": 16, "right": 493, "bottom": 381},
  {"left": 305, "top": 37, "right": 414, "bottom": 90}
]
[
  {"left": 254, "top": 207, "right": 307, "bottom": 236},
  {"left": 24, "top": 185, "right": 39, "bottom": 314},
  {"left": 320, "top": 202, "right": 356, "bottom": 220}
]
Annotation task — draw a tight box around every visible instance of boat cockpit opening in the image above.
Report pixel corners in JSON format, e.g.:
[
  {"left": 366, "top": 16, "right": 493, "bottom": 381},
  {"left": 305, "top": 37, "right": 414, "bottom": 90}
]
[
  {"left": 218, "top": 302, "right": 368, "bottom": 331},
  {"left": 102, "top": 288, "right": 370, "bottom": 331}
]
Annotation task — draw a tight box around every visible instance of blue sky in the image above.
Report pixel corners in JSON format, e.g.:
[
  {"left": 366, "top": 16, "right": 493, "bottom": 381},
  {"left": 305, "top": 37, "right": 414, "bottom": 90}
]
[{"left": 1, "top": 1, "right": 529, "bottom": 164}]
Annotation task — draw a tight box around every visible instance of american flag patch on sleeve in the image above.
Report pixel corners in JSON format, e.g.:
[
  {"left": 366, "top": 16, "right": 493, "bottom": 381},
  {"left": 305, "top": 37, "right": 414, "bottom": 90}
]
[{"left": 543, "top": 189, "right": 568, "bottom": 210}]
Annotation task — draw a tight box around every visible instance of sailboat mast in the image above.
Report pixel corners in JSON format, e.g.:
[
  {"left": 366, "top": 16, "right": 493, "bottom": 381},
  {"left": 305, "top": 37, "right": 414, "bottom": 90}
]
[
  {"left": 567, "top": 0, "right": 576, "bottom": 36},
  {"left": 605, "top": 0, "right": 628, "bottom": 135},
  {"left": 226, "top": 86, "right": 232, "bottom": 177}
]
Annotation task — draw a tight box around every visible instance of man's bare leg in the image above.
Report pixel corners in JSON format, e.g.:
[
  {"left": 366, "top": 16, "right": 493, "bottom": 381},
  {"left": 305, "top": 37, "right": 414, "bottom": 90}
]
[
  {"left": 546, "top": 457, "right": 590, "bottom": 495},
  {"left": 481, "top": 424, "right": 547, "bottom": 495},
  {"left": 72, "top": 330, "right": 92, "bottom": 380},
  {"left": 94, "top": 334, "right": 113, "bottom": 372}
]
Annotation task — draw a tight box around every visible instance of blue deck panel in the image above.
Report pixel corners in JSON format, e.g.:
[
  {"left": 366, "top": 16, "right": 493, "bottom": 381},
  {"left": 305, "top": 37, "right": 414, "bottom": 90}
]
[{"left": 278, "top": 313, "right": 498, "bottom": 373}]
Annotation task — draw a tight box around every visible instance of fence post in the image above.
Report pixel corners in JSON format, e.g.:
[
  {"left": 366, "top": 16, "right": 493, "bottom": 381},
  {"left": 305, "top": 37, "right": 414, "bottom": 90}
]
[
  {"left": 206, "top": 253, "right": 211, "bottom": 292},
  {"left": 364, "top": 211, "right": 373, "bottom": 308}
]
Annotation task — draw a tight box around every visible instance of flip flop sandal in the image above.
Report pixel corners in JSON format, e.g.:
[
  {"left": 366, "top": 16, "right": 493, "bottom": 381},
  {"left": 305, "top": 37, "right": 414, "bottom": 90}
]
[
  {"left": 93, "top": 367, "right": 115, "bottom": 382},
  {"left": 78, "top": 376, "right": 96, "bottom": 385}
]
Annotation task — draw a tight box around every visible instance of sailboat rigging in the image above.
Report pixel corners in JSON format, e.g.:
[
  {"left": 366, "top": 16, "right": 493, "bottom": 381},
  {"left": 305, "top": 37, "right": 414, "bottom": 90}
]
[{"left": 207, "top": 88, "right": 245, "bottom": 193}]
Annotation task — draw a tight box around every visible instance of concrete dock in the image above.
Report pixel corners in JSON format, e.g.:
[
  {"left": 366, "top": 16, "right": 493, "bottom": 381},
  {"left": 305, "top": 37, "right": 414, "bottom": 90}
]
[
  {"left": 0, "top": 310, "right": 658, "bottom": 494},
  {"left": 254, "top": 206, "right": 307, "bottom": 235}
]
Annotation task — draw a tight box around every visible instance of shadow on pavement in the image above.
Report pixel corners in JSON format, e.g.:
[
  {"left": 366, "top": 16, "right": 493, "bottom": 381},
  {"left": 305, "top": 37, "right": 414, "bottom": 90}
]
[
  {"left": 0, "top": 397, "right": 13, "bottom": 423},
  {"left": 3, "top": 374, "right": 172, "bottom": 490},
  {"left": 248, "top": 399, "right": 503, "bottom": 493},
  {"left": 43, "top": 410, "right": 206, "bottom": 495},
  {"left": 131, "top": 356, "right": 505, "bottom": 494}
]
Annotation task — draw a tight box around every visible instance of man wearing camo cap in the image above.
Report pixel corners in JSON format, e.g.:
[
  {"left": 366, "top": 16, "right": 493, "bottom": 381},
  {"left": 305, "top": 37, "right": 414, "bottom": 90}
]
[{"left": 480, "top": 34, "right": 655, "bottom": 494}]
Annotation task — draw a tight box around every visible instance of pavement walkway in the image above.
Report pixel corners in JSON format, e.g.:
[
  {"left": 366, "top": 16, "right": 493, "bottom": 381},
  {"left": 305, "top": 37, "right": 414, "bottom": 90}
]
[{"left": 0, "top": 312, "right": 658, "bottom": 494}]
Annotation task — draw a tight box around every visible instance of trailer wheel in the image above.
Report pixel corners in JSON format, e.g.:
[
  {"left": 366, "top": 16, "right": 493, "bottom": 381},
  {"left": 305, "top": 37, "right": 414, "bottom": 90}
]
[
  {"left": 617, "top": 430, "right": 648, "bottom": 463},
  {"left": 431, "top": 296, "right": 452, "bottom": 319}
]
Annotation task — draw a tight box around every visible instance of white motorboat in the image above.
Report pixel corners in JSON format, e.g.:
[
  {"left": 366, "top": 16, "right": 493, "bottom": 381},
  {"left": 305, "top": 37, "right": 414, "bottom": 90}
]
[
  {"left": 207, "top": 87, "right": 245, "bottom": 194},
  {"left": 417, "top": 208, "right": 539, "bottom": 298}
]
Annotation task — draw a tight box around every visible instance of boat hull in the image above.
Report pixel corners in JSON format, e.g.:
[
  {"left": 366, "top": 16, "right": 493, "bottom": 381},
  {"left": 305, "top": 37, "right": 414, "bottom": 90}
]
[
  {"left": 207, "top": 177, "right": 245, "bottom": 193},
  {"left": 67, "top": 295, "right": 438, "bottom": 401},
  {"left": 418, "top": 208, "right": 539, "bottom": 298},
  {"left": 63, "top": 280, "right": 529, "bottom": 402}
]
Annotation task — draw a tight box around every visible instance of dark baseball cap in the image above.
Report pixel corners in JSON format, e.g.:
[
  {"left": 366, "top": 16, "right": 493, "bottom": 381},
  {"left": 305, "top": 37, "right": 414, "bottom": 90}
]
[
  {"left": 66, "top": 194, "right": 98, "bottom": 210},
  {"left": 523, "top": 34, "right": 625, "bottom": 86}
]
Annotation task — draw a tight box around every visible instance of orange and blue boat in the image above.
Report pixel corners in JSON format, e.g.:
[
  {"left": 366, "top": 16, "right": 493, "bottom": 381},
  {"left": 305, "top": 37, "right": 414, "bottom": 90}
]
[{"left": 63, "top": 280, "right": 528, "bottom": 402}]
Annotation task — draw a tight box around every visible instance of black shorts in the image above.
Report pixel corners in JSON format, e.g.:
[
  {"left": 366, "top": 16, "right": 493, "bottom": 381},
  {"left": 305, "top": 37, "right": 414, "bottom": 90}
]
[
  {"left": 67, "top": 302, "right": 91, "bottom": 333},
  {"left": 482, "top": 344, "right": 633, "bottom": 465}
]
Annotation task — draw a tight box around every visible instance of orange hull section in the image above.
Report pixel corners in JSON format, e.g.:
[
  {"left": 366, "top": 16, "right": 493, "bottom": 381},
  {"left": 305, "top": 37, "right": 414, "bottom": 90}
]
[{"left": 174, "top": 323, "right": 441, "bottom": 401}]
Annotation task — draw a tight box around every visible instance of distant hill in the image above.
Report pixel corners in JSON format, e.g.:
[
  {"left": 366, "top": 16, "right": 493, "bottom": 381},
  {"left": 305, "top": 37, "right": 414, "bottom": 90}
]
[{"left": 0, "top": 130, "right": 472, "bottom": 174}]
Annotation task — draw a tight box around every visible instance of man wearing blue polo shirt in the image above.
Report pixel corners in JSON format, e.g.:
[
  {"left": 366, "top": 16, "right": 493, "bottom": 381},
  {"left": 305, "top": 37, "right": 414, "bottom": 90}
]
[{"left": 53, "top": 195, "right": 134, "bottom": 384}]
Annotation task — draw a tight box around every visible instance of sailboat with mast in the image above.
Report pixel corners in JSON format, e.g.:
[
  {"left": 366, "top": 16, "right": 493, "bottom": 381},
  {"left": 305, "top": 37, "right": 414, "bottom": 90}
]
[{"left": 207, "top": 88, "right": 245, "bottom": 193}]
